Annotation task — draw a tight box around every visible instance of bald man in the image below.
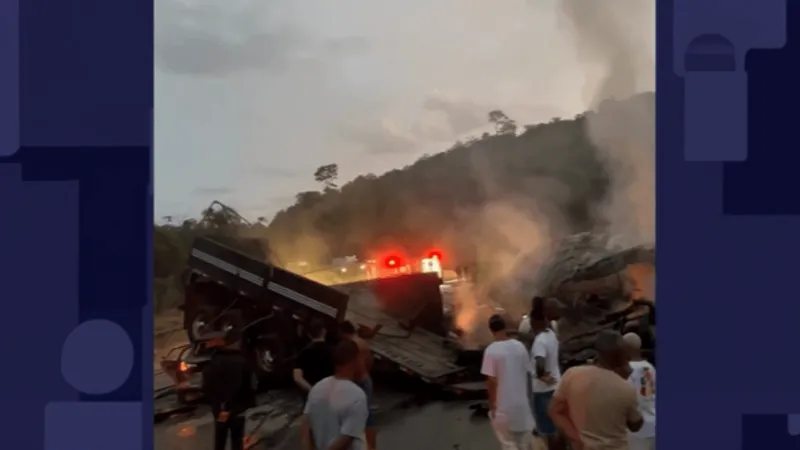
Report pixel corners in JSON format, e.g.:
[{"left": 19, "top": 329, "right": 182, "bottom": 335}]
[
  {"left": 548, "top": 330, "right": 643, "bottom": 450},
  {"left": 623, "top": 333, "right": 656, "bottom": 450}
]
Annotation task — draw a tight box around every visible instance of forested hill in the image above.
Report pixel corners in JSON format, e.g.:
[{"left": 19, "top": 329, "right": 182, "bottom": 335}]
[
  {"left": 266, "top": 92, "right": 654, "bottom": 267},
  {"left": 154, "top": 92, "right": 654, "bottom": 310}
]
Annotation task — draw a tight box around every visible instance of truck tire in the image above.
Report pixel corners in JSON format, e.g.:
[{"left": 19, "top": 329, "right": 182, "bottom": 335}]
[
  {"left": 249, "top": 334, "right": 289, "bottom": 389},
  {"left": 253, "top": 336, "right": 282, "bottom": 372},
  {"left": 186, "top": 306, "right": 216, "bottom": 343}
]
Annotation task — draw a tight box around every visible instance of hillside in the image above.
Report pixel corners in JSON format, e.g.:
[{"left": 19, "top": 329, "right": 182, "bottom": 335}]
[
  {"left": 154, "top": 92, "right": 655, "bottom": 311},
  {"left": 266, "top": 93, "right": 653, "bottom": 265}
]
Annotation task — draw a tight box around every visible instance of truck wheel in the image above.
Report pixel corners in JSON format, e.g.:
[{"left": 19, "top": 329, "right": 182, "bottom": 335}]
[
  {"left": 250, "top": 335, "right": 287, "bottom": 387},
  {"left": 187, "top": 306, "right": 215, "bottom": 343},
  {"left": 253, "top": 343, "right": 278, "bottom": 374}
]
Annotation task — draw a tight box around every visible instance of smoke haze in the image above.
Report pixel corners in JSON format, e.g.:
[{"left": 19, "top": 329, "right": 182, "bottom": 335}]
[
  {"left": 449, "top": 0, "right": 656, "bottom": 339},
  {"left": 212, "top": 0, "right": 657, "bottom": 340},
  {"left": 558, "top": 0, "right": 656, "bottom": 247}
]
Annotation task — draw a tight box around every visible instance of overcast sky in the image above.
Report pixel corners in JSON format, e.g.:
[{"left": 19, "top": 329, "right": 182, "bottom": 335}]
[{"left": 154, "top": 0, "right": 655, "bottom": 222}]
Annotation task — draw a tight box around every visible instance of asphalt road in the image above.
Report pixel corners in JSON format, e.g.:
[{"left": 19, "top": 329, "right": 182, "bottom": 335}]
[
  {"left": 272, "top": 399, "right": 506, "bottom": 450},
  {"left": 152, "top": 286, "right": 538, "bottom": 450},
  {"left": 154, "top": 384, "right": 545, "bottom": 450}
]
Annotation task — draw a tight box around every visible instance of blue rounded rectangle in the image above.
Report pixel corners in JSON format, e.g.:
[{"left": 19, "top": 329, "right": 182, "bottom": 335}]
[{"left": 0, "top": 0, "right": 153, "bottom": 446}]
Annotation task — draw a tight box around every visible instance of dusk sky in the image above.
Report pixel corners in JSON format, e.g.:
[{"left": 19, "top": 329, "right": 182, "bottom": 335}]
[{"left": 154, "top": 0, "right": 654, "bottom": 222}]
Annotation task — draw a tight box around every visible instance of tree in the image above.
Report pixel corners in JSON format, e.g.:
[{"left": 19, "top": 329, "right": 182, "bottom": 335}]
[
  {"left": 201, "top": 207, "right": 234, "bottom": 230},
  {"left": 154, "top": 93, "right": 654, "bottom": 309},
  {"left": 295, "top": 191, "right": 324, "bottom": 208},
  {"left": 488, "top": 110, "right": 517, "bottom": 135},
  {"left": 314, "top": 164, "right": 339, "bottom": 191}
]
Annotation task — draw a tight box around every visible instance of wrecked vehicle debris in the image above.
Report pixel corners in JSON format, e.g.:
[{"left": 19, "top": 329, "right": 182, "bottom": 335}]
[{"left": 534, "top": 232, "right": 655, "bottom": 368}]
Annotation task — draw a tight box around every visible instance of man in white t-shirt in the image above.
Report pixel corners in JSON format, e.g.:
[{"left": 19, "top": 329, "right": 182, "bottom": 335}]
[
  {"left": 481, "top": 314, "right": 536, "bottom": 450},
  {"left": 623, "top": 333, "right": 656, "bottom": 450},
  {"left": 530, "top": 308, "right": 562, "bottom": 450},
  {"left": 302, "top": 340, "right": 369, "bottom": 450}
]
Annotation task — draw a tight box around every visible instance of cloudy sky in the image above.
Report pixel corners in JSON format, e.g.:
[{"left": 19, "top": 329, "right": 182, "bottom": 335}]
[{"left": 154, "top": 0, "right": 654, "bottom": 222}]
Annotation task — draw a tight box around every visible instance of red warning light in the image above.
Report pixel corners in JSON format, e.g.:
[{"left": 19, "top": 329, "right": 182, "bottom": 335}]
[
  {"left": 385, "top": 256, "right": 401, "bottom": 268},
  {"left": 427, "top": 250, "right": 443, "bottom": 261}
]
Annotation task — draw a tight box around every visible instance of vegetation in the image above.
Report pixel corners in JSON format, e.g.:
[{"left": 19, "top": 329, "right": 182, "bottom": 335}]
[{"left": 154, "top": 93, "right": 654, "bottom": 312}]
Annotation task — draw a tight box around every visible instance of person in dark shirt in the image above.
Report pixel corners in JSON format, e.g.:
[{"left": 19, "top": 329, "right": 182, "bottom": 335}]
[
  {"left": 202, "top": 328, "right": 257, "bottom": 450},
  {"left": 293, "top": 319, "right": 334, "bottom": 398}
]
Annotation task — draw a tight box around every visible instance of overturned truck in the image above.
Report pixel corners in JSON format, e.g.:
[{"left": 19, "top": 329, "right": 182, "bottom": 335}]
[
  {"left": 535, "top": 233, "right": 656, "bottom": 368},
  {"left": 175, "top": 236, "right": 471, "bottom": 392}
]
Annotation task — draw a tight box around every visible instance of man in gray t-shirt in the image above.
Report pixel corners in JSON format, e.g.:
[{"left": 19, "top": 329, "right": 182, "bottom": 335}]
[{"left": 302, "top": 340, "right": 369, "bottom": 450}]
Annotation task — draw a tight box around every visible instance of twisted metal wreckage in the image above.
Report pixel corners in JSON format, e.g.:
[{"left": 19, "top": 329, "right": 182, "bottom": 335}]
[{"left": 535, "top": 232, "right": 655, "bottom": 367}]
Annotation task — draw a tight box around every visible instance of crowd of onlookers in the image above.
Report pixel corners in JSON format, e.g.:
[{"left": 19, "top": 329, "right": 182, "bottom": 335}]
[
  {"left": 484, "top": 296, "right": 656, "bottom": 450},
  {"left": 199, "top": 296, "right": 655, "bottom": 450},
  {"left": 200, "top": 318, "right": 377, "bottom": 450}
]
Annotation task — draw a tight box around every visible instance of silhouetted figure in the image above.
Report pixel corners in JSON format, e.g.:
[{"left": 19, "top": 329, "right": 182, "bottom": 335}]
[{"left": 202, "top": 328, "right": 256, "bottom": 450}]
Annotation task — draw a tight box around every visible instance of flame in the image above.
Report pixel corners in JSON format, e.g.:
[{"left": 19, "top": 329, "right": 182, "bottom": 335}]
[
  {"left": 452, "top": 284, "right": 495, "bottom": 348},
  {"left": 624, "top": 262, "right": 655, "bottom": 301}
]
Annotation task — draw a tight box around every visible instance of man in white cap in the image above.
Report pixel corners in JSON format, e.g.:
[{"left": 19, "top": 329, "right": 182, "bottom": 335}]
[{"left": 622, "top": 332, "right": 656, "bottom": 450}]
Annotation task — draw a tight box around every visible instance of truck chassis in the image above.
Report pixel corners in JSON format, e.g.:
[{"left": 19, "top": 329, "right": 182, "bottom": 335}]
[{"left": 175, "top": 236, "right": 469, "bottom": 393}]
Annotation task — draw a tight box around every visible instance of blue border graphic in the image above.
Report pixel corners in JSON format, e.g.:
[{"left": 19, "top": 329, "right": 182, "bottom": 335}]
[
  {"left": 0, "top": 0, "right": 153, "bottom": 446},
  {"left": 663, "top": 0, "right": 799, "bottom": 449},
  {"left": 3, "top": 0, "right": 800, "bottom": 447}
]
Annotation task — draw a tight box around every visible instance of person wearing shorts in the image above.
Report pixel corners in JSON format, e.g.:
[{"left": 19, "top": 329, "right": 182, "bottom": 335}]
[
  {"left": 530, "top": 305, "right": 562, "bottom": 450},
  {"left": 482, "top": 314, "right": 536, "bottom": 450}
]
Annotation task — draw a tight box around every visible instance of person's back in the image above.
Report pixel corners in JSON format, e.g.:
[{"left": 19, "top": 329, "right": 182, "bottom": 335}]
[
  {"left": 202, "top": 342, "right": 256, "bottom": 450},
  {"left": 352, "top": 335, "right": 371, "bottom": 373},
  {"left": 203, "top": 348, "right": 255, "bottom": 417},
  {"left": 296, "top": 339, "right": 334, "bottom": 387},
  {"left": 338, "top": 320, "right": 378, "bottom": 450},
  {"left": 558, "top": 365, "right": 639, "bottom": 450},
  {"left": 305, "top": 376, "right": 368, "bottom": 450},
  {"left": 482, "top": 338, "right": 535, "bottom": 432}
]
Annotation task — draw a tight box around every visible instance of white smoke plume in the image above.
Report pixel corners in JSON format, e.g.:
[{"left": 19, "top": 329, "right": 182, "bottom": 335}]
[
  {"left": 557, "top": 0, "right": 656, "bottom": 248},
  {"left": 451, "top": 1, "right": 657, "bottom": 343}
]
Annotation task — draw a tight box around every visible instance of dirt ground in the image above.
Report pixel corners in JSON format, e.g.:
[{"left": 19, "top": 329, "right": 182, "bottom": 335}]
[
  {"left": 154, "top": 309, "right": 188, "bottom": 364},
  {"left": 154, "top": 310, "right": 182, "bottom": 343}
]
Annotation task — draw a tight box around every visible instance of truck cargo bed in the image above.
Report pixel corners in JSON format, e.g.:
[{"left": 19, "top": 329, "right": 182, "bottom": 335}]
[
  {"left": 338, "top": 283, "right": 465, "bottom": 382},
  {"left": 187, "top": 237, "right": 467, "bottom": 384}
]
